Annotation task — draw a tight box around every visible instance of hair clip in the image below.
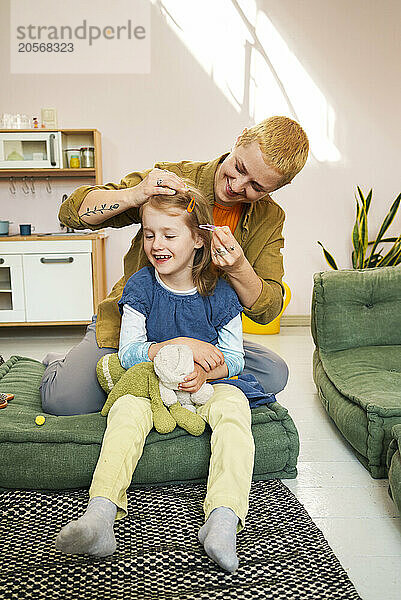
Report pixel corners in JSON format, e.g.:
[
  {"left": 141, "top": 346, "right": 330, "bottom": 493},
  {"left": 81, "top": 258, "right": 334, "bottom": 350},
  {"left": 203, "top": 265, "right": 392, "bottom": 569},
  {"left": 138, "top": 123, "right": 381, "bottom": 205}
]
[
  {"left": 198, "top": 223, "right": 217, "bottom": 231},
  {"left": 186, "top": 196, "right": 196, "bottom": 213}
]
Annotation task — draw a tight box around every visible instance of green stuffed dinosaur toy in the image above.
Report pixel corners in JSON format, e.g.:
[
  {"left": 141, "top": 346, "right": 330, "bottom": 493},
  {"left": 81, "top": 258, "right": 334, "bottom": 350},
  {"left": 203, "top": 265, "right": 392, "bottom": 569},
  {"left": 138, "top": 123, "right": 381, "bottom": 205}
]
[{"left": 96, "top": 345, "right": 214, "bottom": 436}]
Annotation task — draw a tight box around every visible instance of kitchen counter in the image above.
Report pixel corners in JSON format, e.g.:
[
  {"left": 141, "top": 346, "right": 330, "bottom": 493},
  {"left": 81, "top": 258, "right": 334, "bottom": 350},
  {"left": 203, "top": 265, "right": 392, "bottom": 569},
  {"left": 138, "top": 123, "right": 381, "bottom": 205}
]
[{"left": 0, "top": 230, "right": 107, "bottom": 241}]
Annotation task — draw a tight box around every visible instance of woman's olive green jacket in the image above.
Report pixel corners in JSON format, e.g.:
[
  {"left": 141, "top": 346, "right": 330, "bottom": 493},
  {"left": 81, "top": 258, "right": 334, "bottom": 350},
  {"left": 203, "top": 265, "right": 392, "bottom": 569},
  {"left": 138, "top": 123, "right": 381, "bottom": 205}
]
[{"left": 60, "top": 154, "right": 285, "bottom": 348}]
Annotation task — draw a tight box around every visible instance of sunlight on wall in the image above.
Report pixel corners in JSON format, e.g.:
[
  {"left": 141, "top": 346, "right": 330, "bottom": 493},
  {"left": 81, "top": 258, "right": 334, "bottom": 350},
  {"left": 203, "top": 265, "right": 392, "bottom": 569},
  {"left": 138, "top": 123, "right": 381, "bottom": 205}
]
[
  {"left": 155, "top": 0, "right": 252, "bottom": 112},
  {"left": 254, "top": 11, "right": 340, "bottom": 162},
  {"left": 154, "top": 0, "right": 341, "bottom": 162}
]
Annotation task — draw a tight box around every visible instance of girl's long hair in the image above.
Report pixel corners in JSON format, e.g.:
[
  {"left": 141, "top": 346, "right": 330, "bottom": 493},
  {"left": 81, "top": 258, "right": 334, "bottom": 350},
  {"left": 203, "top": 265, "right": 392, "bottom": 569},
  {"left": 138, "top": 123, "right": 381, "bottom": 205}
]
[{"left": 139, "top": 182, "right": 219, "bottom": 296}]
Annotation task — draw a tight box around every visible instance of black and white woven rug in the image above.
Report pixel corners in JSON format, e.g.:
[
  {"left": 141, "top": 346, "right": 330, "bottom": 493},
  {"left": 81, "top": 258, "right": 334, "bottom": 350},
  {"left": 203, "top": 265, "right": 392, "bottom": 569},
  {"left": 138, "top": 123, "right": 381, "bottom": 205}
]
[{"left": 1, "top": 480, "right": 361, "bottom": 600}]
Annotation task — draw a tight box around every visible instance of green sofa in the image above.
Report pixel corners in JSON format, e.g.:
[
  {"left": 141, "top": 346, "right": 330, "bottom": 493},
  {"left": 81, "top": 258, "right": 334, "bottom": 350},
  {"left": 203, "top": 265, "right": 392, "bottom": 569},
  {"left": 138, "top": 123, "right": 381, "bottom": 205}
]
[
  {"left": 312, "top": 265, "right": 401, "bottom": 485},
  {"left": 0, "top": 356, "right": 299, "bottom": 490}
]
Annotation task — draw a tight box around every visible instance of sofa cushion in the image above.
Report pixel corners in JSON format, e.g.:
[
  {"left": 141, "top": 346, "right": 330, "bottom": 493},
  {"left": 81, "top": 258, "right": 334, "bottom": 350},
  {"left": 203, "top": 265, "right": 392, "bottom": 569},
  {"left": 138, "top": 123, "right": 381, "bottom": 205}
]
[
  {"left": 313, "top": 347, "right": 401, "bottom": 478},
  {"left": 311, "top": 266, "right": 401, "bottom": 353},
  {"left": 0, "top": 356, "right": 299, "bottom": 490},
  {"left": 387, "top": 424, "right": 401, "bottom": 513}
]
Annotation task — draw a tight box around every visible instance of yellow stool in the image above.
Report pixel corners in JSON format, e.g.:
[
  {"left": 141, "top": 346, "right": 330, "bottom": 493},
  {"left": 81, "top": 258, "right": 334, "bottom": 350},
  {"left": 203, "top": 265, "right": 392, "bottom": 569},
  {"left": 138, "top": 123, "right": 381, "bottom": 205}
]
[{"left": 242, "top": 282, "right": 291, "bottom": 335}]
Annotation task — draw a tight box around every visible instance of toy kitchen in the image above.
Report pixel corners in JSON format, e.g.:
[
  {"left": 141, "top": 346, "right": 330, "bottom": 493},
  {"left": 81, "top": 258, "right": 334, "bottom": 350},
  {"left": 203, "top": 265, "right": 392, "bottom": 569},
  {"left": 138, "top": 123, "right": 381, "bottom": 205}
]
[{"left": 0, "top": 126, "right": 107, "bottom": 326}]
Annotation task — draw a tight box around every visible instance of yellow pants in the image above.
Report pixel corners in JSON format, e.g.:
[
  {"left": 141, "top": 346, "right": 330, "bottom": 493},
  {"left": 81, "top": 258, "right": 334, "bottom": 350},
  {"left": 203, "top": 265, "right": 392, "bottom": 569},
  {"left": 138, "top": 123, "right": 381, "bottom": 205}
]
[{"left": 89, "top": 384, "right": 255, "bottom": 531}]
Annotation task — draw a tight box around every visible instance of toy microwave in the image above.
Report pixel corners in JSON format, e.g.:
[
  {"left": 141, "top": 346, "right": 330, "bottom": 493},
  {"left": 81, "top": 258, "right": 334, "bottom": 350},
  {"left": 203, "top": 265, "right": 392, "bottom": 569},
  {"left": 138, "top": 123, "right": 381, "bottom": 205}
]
[{"left": 0, "top": 131, "right": 63, "bottom": 169}]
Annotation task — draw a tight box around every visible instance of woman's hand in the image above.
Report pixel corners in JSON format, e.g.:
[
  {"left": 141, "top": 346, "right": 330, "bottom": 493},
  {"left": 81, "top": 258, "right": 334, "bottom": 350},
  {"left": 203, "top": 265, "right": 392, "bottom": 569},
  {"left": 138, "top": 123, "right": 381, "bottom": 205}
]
[
  {"left": 132, "top": 168, "right": 187, "bottom": 206},
  {"left": 211, "top": 226, "right": 264, "bottom": 309},
  {"left": 178, "top": 363, "right": 208, "bottom": 393},
  {"left": 178, "top": 338, "right": 225, "bottom": 372},
  {"left": 211, "top": 226, "right": 246, "bottom": 273}
]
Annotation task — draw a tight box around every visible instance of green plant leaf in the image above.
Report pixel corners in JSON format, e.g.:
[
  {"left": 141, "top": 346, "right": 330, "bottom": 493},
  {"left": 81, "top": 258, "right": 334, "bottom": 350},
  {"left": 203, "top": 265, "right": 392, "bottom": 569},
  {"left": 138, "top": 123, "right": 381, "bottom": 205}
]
[
  {"left": 358, "top": 203, "right": 368, "bottom": 268},
  {"left": 357, "top": 187, "right": 372, "bottom": 215},
  {"left": 352, "top": 223, "right": 359, "bottom": 255},
  {"left": 392, "top": 248, "right": 401, "bottom": 265},
  {"left": 387, "top": 247, "right": 401, "bottom": 266},
  {"left": 317, "top": 241, "right": 338, "bottom": 270},
  {"left": 352, "top": 195, "right": 360, "bottom": 255},
  {"left": 357, "top": 186, "right": 365, "bottom": 206},
  {"left": 365, "top": 189, "right": 372, "bottom": 214},
  {"left": 376, "top": 235, "right": 401, "bottom": 266},
  {"left": 367, "top": 192, "right": 401, "bottom": 267},
  {"left": 368, "top": 237, "right": 397, "bottom": 245}
]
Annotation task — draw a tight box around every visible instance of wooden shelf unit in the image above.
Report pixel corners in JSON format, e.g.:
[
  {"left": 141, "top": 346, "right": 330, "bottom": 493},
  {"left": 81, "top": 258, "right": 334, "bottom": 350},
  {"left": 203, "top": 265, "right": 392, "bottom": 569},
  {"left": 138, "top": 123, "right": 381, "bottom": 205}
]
[
  {"left": 0, "top": 128, "right": 102, "bottom": 184},
  {"left": 0, "top": 168, "right": 96, "bottom": 178}
]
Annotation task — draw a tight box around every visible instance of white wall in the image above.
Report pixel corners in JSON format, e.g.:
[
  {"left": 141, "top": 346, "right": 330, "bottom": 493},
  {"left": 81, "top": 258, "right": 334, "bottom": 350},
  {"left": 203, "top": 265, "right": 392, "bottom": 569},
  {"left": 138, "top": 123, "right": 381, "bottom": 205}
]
[
  {"left": 262, "top": 0, "right": 401, "bottom": 314},
  {"left": 0, "top": 0, "right": 400, "bottom": 315}
]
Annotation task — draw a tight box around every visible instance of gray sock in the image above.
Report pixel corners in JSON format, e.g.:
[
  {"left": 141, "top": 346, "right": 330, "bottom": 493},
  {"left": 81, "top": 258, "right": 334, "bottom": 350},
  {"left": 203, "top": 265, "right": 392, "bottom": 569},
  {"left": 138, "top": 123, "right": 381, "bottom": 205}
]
[
  {"left": 55, "top": 496, "right": 117, "bottom": 557},
  {"left": 42, "top": 352, "right": 66, "bottom": 367},
  {"left": 198, "top": 506, "right": 239, "bottom": 573}
]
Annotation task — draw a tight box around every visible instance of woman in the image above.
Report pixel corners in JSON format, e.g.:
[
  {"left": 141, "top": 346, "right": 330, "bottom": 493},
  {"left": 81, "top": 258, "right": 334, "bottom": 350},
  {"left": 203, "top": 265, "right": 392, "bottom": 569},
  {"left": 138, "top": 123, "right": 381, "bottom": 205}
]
[{"left": 40, "top": 115, "right": 309, "bottom": 415}]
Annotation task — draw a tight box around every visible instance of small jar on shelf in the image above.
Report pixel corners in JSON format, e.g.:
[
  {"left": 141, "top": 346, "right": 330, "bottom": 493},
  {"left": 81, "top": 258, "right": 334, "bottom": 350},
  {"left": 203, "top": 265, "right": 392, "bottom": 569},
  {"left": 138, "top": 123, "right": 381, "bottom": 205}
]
[
  {"left": 65, "top": 149, "right": 81, "bottom": 168},
  {"left": 80, "top": 147, "right": 94, "bottom": 168}
]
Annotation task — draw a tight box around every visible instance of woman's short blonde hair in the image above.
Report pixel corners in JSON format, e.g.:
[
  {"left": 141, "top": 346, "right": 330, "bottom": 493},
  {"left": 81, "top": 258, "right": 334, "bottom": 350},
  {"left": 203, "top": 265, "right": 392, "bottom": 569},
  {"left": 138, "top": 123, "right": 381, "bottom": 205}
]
[{"left": 236, "top": 116, "right": 309, "bottom": 186}]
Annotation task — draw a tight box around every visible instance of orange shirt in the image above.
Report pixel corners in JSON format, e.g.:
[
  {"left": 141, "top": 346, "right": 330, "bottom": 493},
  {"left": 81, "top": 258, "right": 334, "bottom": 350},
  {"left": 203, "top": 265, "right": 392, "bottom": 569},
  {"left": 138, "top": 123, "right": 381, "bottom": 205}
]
[{"left": 213, "top": 201, "right": 244, "bottom": 233}]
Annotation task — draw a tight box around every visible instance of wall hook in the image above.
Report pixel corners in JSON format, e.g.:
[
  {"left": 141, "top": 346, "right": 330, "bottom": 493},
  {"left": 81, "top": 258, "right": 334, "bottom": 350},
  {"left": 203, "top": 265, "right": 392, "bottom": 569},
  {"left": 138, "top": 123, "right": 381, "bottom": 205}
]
[
  {"left": 22, "top": 177, "right": 30, "bottom": 194},
  {"left": 45, "top": 177, "right": 52, "bottom": 193},
  {"left": 9, "top": 177, "right": 16, "bottom": 195},
  {"left": 29, "top": 177, "right": 35, "bottom": 194}
]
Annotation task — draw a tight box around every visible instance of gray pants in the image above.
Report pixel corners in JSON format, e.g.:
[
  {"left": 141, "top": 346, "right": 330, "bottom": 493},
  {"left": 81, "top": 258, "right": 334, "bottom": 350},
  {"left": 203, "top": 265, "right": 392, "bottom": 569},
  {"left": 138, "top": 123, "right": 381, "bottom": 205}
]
[{"left": 40, "top": 315, "right": 289, "bottom": 416}]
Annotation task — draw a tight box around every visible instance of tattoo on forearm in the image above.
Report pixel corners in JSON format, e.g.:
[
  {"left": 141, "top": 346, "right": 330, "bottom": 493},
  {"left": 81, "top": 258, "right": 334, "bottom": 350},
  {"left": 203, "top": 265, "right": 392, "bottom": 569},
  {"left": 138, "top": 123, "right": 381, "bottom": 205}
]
[{"left": 81, "top": 203, "right": 120, "bottom": 217}]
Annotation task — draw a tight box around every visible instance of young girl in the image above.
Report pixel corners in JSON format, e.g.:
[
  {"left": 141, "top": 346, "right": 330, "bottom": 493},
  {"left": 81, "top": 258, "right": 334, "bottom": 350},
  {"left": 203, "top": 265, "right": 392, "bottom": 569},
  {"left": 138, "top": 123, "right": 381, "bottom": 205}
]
[{"left": 55, "top": 186, "right": 255, "bottom": 573}]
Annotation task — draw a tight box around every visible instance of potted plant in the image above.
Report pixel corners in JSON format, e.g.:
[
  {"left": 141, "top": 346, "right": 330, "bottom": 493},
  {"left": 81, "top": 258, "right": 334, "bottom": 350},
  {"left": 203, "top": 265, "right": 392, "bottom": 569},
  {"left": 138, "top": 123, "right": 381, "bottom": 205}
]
[{"left": 318, "top": 187, "right": 401, "bottom": 269}]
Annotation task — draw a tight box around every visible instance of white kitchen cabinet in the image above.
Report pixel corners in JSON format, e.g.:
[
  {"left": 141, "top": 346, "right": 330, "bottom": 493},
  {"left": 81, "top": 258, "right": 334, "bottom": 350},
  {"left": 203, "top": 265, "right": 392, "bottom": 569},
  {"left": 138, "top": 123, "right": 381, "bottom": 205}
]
[
  {"left": 0, "top": 233, "right": 107, "bottom": 325},
  {"left": 0, "top": 254, "right": 25, "bottom": 322},
  {"left": 23, "top": 252, "right": 93, "bottom": 322}
]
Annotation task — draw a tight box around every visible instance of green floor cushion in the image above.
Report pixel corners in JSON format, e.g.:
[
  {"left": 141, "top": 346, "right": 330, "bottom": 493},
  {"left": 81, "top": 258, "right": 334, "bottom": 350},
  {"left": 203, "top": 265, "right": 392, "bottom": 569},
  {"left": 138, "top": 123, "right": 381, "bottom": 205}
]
[
  {"left": 387, "top": 424, "right": 401, "bottom": 514},
  {"left": 313, "top": 347, "right": 401, "bottom": 478},
  {"left": 0, "top": 356, "right": 299, "bottom": 490}
]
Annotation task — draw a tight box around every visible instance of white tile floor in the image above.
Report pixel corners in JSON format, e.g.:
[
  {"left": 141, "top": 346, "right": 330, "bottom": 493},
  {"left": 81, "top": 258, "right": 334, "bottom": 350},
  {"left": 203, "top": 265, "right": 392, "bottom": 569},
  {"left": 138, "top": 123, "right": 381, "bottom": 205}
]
[{"left": 1, "top": 325, "right": 400, "bottom": 599}]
